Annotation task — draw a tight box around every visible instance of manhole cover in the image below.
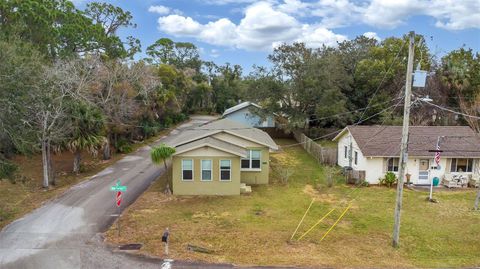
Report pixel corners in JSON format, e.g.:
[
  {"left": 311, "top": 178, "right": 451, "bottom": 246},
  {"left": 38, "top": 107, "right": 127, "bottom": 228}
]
[{"left": 119, "top": 243, "right": 143, "bottom": 250}]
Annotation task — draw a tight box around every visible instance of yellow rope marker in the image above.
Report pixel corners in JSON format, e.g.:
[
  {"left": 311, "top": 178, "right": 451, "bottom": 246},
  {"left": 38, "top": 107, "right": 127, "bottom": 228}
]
[
  {"left": 297, "top": 208, "right": 335, "bottom": 241},
  {"left": 320, "top": 203, "right": 353, "bottom": 242},
  {"left": 290, "top": 199, "right": 315, "bottom": 241}
]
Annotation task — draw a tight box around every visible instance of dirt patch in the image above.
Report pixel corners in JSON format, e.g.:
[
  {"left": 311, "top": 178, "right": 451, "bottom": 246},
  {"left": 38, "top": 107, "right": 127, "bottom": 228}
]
[{"left": 303, "top": 184, "right": 338, "bottom": 204}]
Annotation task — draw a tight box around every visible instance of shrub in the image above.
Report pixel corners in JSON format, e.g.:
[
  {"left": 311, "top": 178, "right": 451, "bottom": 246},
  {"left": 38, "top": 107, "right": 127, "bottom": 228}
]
[
  {"left": 381, "top": 172, "right": 397, "bottom": 187},
  {"left": 0, "top": 160, "right": 18, "bottom": 181},
  {"left": 358, "top": 179, "right": 369, "bottom": 187},
  {"left": 115, "top": 139, "right": 133, "bottom": 153},
  {"left": 324, "top": 166, "right": 336, "bottom": 188}
]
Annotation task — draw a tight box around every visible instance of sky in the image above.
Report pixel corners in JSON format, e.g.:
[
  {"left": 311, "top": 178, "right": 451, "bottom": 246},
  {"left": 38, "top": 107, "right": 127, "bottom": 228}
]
[{"left": 73, "top": 0, "right": 480, "bottom": 73}]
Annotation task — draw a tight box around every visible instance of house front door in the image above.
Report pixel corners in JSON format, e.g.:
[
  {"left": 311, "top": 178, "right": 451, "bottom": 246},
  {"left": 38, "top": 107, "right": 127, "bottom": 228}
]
[{"left": 418, "top": 159, "right": 430, "bottom": 185}]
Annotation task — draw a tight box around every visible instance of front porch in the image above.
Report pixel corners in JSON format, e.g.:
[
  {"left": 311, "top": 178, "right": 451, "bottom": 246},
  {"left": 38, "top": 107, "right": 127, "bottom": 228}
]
[{"left": 443, "top": 173, "right": 480, "bottom": 188}]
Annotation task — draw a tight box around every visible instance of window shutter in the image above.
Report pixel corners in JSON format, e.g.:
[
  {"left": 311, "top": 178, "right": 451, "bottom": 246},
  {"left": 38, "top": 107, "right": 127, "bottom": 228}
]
[{"left": 382, "top": 158, "right": 387, "bottom": 173}]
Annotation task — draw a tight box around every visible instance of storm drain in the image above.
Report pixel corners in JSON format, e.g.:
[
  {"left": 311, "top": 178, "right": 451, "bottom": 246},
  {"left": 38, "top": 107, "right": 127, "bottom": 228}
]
[{"left": 119, "top": 243, "right": 143, "bottom": 250}]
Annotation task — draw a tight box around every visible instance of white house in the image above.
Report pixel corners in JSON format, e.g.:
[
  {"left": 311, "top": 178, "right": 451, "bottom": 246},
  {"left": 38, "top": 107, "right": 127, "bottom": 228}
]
[
  {"left": 222, "top": 101, "right": 275, "bottom": 128},
  {"left": 333, "top": 125, "right": 480, "bottom": 185}
]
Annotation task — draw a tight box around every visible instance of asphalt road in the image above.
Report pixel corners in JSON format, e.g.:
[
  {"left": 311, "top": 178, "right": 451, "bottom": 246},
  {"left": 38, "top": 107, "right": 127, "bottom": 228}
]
[{"left": 0, "top": 115, "right": 235, "bottom": 269}]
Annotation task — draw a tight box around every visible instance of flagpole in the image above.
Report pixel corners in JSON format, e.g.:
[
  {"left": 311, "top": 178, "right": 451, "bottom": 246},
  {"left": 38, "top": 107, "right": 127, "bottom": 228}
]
[{"left": 429, "top": 136, "right": 441, "bottom": 201}]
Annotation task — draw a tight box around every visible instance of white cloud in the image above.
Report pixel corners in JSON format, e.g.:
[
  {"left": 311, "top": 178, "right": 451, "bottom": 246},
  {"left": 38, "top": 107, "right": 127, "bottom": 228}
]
[
  {"left": 201, "top": 0, "right": 259, "bottom": 5},
  {"left": 428, "top": 0, "right": 480, "bottom": 30},
  {"left": 155, "top": 0, "right": 479, "bottom": 52},
  {"left": 277, "top": 0, "right": 311, "bottom": 16},
  {"left": 148, "top": 5, "right": 183, "bottom": 16},
  {"left": 363, "top": 31, "right": 381, "bottom": 41},
  {"left": 361, "top": 0, "right": 480, "bottom": 30},
  {"left": 156, "top": 1, "right": 346, "bottom": 51},
  {"left": 297, "top": 25, "right": 348, "bottom": 47},
  {"left": 158, "top": 15, "right": 202, "bottom": 35},
  {"left": 148, "top": 5, "right": 171, "bottom": 15}
]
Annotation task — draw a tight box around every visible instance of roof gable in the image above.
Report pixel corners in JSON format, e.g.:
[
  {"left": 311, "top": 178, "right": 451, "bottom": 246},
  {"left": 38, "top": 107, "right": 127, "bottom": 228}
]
[
  {"left": 222, "top": 101, "right": 261, "bottom": 116},
  {"left": 174, "top": 137, "right": 247, "bottom": 157},
  {"left": 168, "top": 118, "right": 279, "bottom": 151}
]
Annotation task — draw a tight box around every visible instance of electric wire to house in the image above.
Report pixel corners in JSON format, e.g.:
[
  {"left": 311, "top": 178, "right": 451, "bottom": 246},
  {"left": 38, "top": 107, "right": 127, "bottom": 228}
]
[
  {"left": 355, "top": 39, "right": 407, "bottom": 123},
  {"left": 280, "top": 96, "right": 405, "bottom": 149}
]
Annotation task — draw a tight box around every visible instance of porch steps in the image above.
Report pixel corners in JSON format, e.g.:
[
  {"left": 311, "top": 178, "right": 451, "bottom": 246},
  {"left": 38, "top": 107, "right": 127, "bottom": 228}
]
[{"left": 240, "top": 183, "right": 252, "bottom": 194}]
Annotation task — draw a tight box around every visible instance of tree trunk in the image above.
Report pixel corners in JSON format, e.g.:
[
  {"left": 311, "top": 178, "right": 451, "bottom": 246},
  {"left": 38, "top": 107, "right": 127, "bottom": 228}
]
[
  {"left": 163, "top": 160, "right": 172, "bottom": 195},
  {"left": 41, "top": 140, "right": 49, "bottom": 188},
  {"left": 474, "top": 189, "right": 480, "bottom": 210},
  {"left": 47, "top": 141, "right": 55, "bottom": 185},
  {"left": 73, "top": 149, "right": 81, "bottom": 174},
  {"left": 103, "top": 135, "right": 111, "bottom": 160}
]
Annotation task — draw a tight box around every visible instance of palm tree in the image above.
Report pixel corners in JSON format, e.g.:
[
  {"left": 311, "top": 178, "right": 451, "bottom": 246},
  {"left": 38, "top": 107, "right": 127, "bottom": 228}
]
[
  {"left": 151, "top": 144, "right": 176, "bottom": 194},
  {"left": 67, "top": 102, "right": 106, "bottom": 174}
]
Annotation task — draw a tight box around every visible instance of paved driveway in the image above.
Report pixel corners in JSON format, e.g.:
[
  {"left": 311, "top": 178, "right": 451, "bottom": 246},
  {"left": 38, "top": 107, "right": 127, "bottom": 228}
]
[{"left": 0, "top": 116, "right": 223, "bottom": 269}]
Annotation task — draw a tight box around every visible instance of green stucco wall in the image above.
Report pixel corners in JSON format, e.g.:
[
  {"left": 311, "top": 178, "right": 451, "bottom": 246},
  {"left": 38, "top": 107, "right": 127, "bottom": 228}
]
[
  {"left": 172, "top": 156, "right": 241, "bottom": 195},
  {"left": 240, "top": 148, "right": 270, "bottom": 185}
]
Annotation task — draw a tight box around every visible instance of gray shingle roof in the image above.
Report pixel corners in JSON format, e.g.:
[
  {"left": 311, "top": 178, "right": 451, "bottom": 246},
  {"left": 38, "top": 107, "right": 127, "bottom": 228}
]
[
  {"left": 168, "top": 118, "right": 279, "bottom": 150},
  {"left": 174, "top": 137, "right": 247, "bottom": 157},
  {"left": 222, "top": 101, "right": 261, "bottom": 116},
  {"left": 337, "top": 125, "right": 480, "bottom": 157}
]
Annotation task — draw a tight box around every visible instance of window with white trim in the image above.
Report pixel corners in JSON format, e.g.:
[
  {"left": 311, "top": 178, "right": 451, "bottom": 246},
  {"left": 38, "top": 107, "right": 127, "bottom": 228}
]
[
  {"left": 354, "top": 151, "right": 358, "bottom": 165},
  {"left": 220, "top": 160, "right": 231, "bottom": 181},
  {"left": 387, "top": 158, "right": 399, "bottom": 172},
  {"left": 344, "top": 146, "right": 348, "bottom": 159},
  {"left": 201, "top": 160, "right": 212, "bottom": 181},
  {"left": 182, "top": 159, "right": 193, "bottom": 180},
  {"left": 450, "top": 158, "right": 473, "bottom": 172},
  {"left": 241, "top": 150, "right": 261, "bottom": 170}
]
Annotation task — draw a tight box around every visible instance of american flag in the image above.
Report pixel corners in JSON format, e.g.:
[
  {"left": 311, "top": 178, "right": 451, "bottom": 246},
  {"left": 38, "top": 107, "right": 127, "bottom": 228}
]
[{"left": 434, "top": 141, "right": 441, "bottom": 166}]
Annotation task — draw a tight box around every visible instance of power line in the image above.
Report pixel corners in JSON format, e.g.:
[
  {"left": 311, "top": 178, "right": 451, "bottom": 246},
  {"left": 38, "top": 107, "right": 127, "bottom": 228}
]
[
  {"left": 280, "top": 97, "right": 405, "bottom": 149},
  {"left": 356, "top": 39, "right": 407, "bottom": 124},
  {"left": 307, "top": 96, "right": 403, "bottom": 123},
  {"left": 421, "top": 100, "right": 480, "bottom": 120},
  {"left": 360, "top": 89, "right": 407, "bottom": 149}
]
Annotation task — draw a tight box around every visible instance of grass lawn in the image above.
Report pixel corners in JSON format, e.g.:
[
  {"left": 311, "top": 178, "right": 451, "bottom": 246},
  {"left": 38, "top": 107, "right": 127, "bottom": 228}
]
[
  {"left": 0, "top": 126, "right": 177, "bottom": 230},
  {"left": 316, "top": 139, "right": 338, "bottom": 148},
  {"left": 105, "top": 139, "right": 480, "bottom": 268}
]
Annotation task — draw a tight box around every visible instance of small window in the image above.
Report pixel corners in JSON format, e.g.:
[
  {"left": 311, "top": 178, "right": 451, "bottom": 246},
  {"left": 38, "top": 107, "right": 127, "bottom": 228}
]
[
  {"left": 251, "top": 150, "right": 261, "bottom": 169},
  {"left": 241, "top": 150, "right": 262, "bottom": 170},
  {"left": 344, "top": 146, "right": 348, "bottom": 159},
  {"left": 451, "top": 158, "right": 473, "bottom": 172},
  {"left": 201, "top": 160, "right": 212, "bottom": 181},
  {"left": 182, "top": 159, "right": 193, "bottom": 181},
  {"left": 241, "top": 152, "right": 250, "bottom": 169},
  {"left": 387, "top": 158, "right": 399, "bottom": 172},
  {"left": 220, "top": 160, "right": 231, "bottom": 181},
  {"left": 354, "top": 151, "right": 358, "bottom": 165}
]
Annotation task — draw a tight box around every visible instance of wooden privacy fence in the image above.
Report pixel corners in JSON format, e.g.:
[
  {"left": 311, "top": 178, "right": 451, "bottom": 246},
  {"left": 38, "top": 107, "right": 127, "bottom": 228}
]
[{"left": 293, "top": 131, "right": 337, "bottom": 166}]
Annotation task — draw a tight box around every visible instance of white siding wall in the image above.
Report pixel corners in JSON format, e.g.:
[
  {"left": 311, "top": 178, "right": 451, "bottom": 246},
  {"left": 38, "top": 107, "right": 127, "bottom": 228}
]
[
  {"left": 224, "top": 107, "right": 275, "bottom": 127},
  {"left": 336, "top": 132, "right": 367, "bottom": 171},
  {"left": 365, "top": 158, "right": 384, "bottom": 184},
  {"left": 337, "top": 130, "right": 480, "bottom": 185}
]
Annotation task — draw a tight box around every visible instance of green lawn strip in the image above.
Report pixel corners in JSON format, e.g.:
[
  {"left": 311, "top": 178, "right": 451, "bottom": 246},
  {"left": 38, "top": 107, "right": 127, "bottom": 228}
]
[{"left": 105, "top": 139, "right": 480, "bottom": 268}]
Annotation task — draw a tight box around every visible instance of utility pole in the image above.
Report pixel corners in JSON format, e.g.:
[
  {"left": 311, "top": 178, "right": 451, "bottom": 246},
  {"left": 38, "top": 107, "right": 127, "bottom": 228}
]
[{"left": 392, "top": 31, "right": 415, "bottom": 248}]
